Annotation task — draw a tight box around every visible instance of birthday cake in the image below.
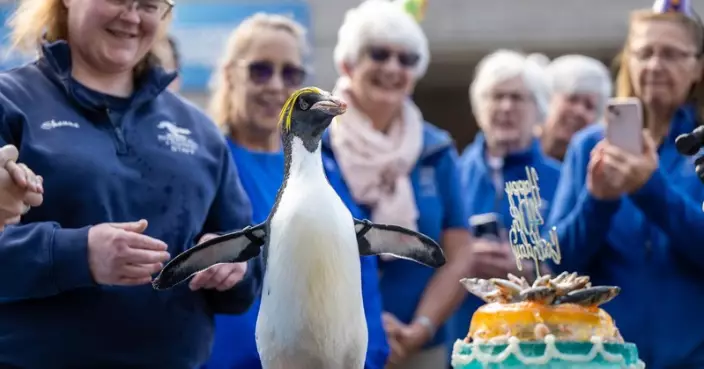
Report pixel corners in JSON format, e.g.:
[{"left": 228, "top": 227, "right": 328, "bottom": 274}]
[{"left": 451, "top": 167, "right": 644, "bottom": 368}]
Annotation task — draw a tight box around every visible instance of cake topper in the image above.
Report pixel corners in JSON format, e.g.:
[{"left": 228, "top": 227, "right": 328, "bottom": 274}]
[
  {"left": 652, "top": 0, "right": 694, "bottom": 17},
  {"left": 505, "top": 166, "right": 561, "bottom": 278}
]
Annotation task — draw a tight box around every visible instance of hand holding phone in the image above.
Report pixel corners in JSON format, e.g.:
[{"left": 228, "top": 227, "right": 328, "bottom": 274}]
[
  {"left": 469, "top": 213, "right": 521, "bottom": 278},
  {"left": 605, "top": 97, "right": 644, "bottom": 155},
  {"left": 469, "top": 213, "right": 502, "bottom": 240}
]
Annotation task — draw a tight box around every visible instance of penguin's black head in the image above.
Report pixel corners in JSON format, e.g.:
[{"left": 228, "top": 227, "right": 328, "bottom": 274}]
[{"left": 279, "top": 87, "right": 347, "bottom": 151}]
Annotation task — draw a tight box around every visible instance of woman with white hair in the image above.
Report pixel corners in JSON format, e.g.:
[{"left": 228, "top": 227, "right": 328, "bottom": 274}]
[
  {"left": 322, "top": 1, "right": 472, "bottom": 367},
  {"left": 539, "top": 55, "right": 613, "bottom": 161},
  {"left": 453, "top": 49, "right": 560, "bottom": 346}
]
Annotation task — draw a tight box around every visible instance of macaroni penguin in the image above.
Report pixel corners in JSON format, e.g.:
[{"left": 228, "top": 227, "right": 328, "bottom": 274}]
[{"left": 153, "top": 87, "right": 446, "bottom": 369}]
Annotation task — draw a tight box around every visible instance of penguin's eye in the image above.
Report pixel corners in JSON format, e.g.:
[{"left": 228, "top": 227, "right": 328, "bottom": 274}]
[{"left": 299, "top": 99, "right": 309, "bottom": 110}]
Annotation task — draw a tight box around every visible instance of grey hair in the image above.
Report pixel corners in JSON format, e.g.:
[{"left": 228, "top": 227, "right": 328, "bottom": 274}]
[
  {"left": 545, "top": 54, "right": 613, "bottom": 116},
  {"left": 333, "top": 0, "right": 430, "bottom": 78},
  {"left": 470, "top": 49, "right": 550, "bottom": 122}
]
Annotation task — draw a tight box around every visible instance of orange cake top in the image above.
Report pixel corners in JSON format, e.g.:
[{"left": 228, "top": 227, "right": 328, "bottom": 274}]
[{"left": 460, "top": 272, "right": 623, "bottom": 343}]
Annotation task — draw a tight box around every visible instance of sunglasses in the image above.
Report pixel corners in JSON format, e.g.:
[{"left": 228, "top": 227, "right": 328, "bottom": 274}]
[
  {"left": 240, "top": 60, "right": 307, "bottom": 88},
  {"left": 367, "top": 47, "right": 420, "bottom": 68}
]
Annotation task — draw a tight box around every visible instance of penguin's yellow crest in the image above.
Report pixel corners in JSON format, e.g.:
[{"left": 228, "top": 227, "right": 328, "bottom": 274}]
[{"left": 278, "top": 87, "right": 323, "bottom": 131}]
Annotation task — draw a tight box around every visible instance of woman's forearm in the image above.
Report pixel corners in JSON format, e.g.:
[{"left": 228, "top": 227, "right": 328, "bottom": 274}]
[
  {"left": 413, "top": 260, "right": 467, "bottom": 328},
  {"left": 412, "top": 229, "right": 472, "bottom": 328}
]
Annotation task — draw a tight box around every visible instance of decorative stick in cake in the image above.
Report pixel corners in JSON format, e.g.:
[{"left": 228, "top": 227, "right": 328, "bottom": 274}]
[{"left": 504, "top": 166, "right": 561, "bottom": 279}]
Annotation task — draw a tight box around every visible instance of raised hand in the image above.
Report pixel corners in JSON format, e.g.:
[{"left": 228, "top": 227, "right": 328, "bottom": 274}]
[
  {"left": 0, "top": 145, "right": 43, "bottom": 229},
  {"left": 87, "top": 219, "right": 170, "bottom": 286},
  {"left": 187, "top": 233, "right": 249, "bottom": 291}
]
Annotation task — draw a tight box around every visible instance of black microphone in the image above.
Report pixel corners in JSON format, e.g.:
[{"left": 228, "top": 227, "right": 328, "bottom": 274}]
[{"left": 675, "top": 126, "right": 704, "bottom": 156}]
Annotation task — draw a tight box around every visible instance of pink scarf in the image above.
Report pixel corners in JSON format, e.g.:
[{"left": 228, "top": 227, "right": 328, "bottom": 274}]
[{"left": 329, "top": 77, "right": 424, "bottom": 232}]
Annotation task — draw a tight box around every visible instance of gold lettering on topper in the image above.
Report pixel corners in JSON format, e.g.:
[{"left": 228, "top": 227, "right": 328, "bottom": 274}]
[{"left": 505, "top": 167, "right": 561, "bottom": 277}]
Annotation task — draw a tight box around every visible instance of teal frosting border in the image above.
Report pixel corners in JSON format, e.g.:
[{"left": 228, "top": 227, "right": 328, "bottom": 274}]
[{"left": 451, "top": 336, "right": 645, "bottom": 368}]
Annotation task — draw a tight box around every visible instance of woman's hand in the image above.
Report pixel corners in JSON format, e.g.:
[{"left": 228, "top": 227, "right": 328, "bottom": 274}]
[
  {"left": 587, "top": 141, "right": 623, "bottom": 200},
  {"left": 600, "top": 132, "right": 658, "bottom": 194},
  {"left": 587, "top": 133, "right": 657, "bottom": 200},
  {"left": 382, "top": 311, "right": 434, "bottom": 364},
  {"left": 188, "top": 233, "right": 248, "bottom": 291},
  {"left": 382, "top": 312, "right": 408, "bottom": 365},
  {"left": 0, "top": 145, "right": 43, "bottom": 228},
  {"left": 87, "top": 220, "right": 171, "bottom": 286},
  {"left": 469, "top": 238, "right": 517, "bottom": 279},
  {"left": 396, "top": 319, "right": 433, "bottom": 357},
  {"left": 3, "top": 145, "right": 43, "bottom": 195}
]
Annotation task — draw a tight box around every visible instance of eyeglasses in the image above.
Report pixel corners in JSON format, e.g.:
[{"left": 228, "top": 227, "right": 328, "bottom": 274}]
[
  {"left": 488, "top": 91, "right": 531, "bottom": 105},
  {"left": 367, "top": 47, "right": 420, "bottom": 68},
  {"left": 630, "top": 47, "right": 699, "bottom": 64},
  {"left": 106, "top": 0, "right": 174, "bottom": 20},
  {"left": 238, "top": 60, "right": 307, "bottom": 88}
]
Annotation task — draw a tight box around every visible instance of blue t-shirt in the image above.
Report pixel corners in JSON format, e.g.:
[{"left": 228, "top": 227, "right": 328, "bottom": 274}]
[
  {"left": 449, "top": 133, "right": 561, "bottom": 343},
  {"left": 546, "top": 107, "right": 704, "bottom": 369},
  {"left": 204, "top": 138, "right": 389, "bottom": 369},
  {"left": 322, "top": 123, "right": 469, "bottom": 349}
]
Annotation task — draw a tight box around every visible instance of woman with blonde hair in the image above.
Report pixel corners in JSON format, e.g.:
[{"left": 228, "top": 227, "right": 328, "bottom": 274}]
[
  {"left": 323, "top": 1, "right": 472, "bottom": 367},
  {"left": 202, "top": 13, "right": 389, "bottom": 369},
  {"left": 546, "top": 0, "right": 704, "bottom": 367},
  {"left": 0, "top": 0, "right": 260, "bottom": 367}
]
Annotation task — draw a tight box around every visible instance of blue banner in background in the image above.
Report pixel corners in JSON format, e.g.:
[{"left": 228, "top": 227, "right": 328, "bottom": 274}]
[
  {"left": 170, "top": 2, "right": 312, "bottom": 92},
  {"left": 0, "top": 4, "right": 35, "bottom": 71}
]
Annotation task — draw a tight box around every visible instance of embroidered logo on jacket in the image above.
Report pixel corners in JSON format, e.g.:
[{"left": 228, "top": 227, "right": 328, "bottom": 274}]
[
  {"left": 40, "top": 120, "right": 80, "bottom": 130},
  {"left": 157, "top": 121, "right": 198, "bottom": 155}
]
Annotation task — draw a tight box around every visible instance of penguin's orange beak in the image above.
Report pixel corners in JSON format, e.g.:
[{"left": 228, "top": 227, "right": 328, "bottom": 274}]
[{"left": 310, "top": 96, "right": 347, "bottom": 116}]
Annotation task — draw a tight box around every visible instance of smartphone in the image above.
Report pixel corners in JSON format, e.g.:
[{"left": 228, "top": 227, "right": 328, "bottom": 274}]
[
  {"left": 469, "top": 213, "right": 502, "bottom": 240},
  {"left": 605, "top": 97, "right": 644, "bottom": 155}
]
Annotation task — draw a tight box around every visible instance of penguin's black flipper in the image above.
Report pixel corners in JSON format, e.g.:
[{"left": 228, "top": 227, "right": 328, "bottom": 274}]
[
  {"left": 353, "top": 218, "right": 446, "bottom": 268},
  {"left": 152, "top": 223, "right": 268, "bottom": 290}
]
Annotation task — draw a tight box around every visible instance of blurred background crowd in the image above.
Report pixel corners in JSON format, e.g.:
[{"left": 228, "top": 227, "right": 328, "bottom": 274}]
[{"left": 0, "top": 0, "right": 703, "bottom": 369}]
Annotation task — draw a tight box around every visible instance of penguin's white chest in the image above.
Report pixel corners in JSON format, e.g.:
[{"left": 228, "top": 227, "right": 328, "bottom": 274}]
[{"left": 256, "top": 141, "right": 366, "bottom": 368}]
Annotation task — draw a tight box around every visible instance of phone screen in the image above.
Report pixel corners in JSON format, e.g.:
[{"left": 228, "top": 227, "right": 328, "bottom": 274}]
[
  {"left": 605, "top": 98, "right": 643, "bottom": 155},
  {"left": 469, "top": 213, "right": 501, "bottom": 240}
]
